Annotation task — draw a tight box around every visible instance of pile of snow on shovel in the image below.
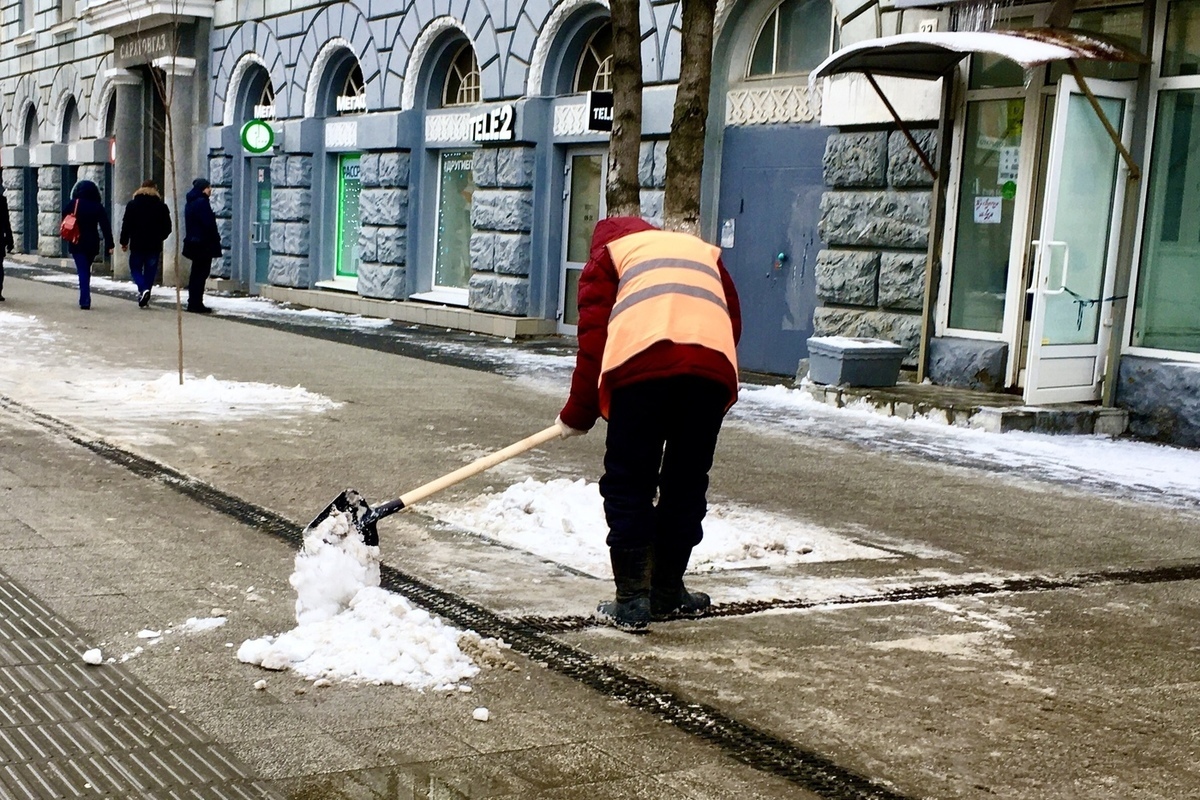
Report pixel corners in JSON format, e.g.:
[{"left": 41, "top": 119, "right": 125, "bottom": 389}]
[{"left": 238, "top": 507, "right": 507, "bottom": 689}]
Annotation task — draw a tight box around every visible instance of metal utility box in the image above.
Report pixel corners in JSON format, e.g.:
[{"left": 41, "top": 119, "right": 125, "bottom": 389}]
[{"left": 807, "top": 336, "right": 906, "bottom": 387}]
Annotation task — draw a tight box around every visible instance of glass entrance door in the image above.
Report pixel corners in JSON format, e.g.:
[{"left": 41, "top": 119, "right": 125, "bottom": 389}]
[
  {"left": 559, "top": 152, "right": 605, "bottom": 333},
  {"left": 433, "top": 150, "right": 475, "bottom": 303},
  {"left": 1023, "top": 77, "right": 1135, "bottom": 404},
  {"left": 335, "top": 154, "right": 361, "bottom": 282},
  {"left": 251, "top": 160, "right": 272, "bottom": 289}
]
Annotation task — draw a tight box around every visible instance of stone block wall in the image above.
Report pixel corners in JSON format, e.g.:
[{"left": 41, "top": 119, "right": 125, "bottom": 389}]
[
  {"left": 269, "top": 154, "right": 313, "bottom": 288},
  {"left": 638, "top": 139, "right": 668, "bottom": 227},
  {"left": 357, "top": 151, "right": 410, "bottom": 300},
  {"left": 208, "top": 154, "right": 233, "bottom": 278},
  {"left": 1116, "top": 356, "right": 1200, "bottom": 447},
  {"left": 37, "top": 168, "right": 62, "bottom": 257},
  {"left": 468, "top": 146, "right": 534, "bottom": 315},
  {"left": 3, "top": 169, "right": 24, "bottom": 253},
  {"left": 814, "top": 128, "right": 938, "bottom": 365}
]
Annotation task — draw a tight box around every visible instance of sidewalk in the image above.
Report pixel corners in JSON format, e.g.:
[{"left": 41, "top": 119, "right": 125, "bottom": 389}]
[{"left": 2, "top": 268, "right": 1200, "bottom": 799}]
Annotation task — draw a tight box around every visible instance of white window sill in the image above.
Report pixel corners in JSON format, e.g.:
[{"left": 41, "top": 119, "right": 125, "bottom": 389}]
[
  {"left": 409, "top": 289, "right": 468, "bottom": 307},
  {"left": 48, "top": 19, "right": 77, "bottom": 37},
  {"left": 314, "top": 278, "right": 359, "bottom": 293},
  {"left": 13, "top": 31, "right": 35, "bottom": 47}
]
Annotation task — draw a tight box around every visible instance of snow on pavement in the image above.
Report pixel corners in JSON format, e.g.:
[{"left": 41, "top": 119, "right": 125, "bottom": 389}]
[
  {"left": 238, "top": 507, "right": 505, "bottom": 689},
  {"left": 733, "top": 385, "right": 1200, "bottom": 508},
  {"left": 424, "top": 477, "right": 895, "bottom": 579},
  {"left": 0, "top": 309, "right": 339, "bottom": 445}
]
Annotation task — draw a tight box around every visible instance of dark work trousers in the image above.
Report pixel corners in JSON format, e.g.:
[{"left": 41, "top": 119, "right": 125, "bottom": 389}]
[
  {"left": 129, "top": 251, "right": 160, "bottom": 294},
  {"left": 600, "top": 375, "right": 729, "bottom": 551},
  {"left": 0, "top": 255, "right": 5, "bottom": 297},
  {"left": 187, "top": 256, "right": 212, "bottom": 308},
  {"left": 72, "top": 250, "right": 95, "bottom": 308}
]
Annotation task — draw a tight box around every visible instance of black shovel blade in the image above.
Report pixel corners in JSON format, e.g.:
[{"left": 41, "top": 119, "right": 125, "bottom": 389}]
[{"left": 303, "top": 489, "right": 380, "bottom": 547}]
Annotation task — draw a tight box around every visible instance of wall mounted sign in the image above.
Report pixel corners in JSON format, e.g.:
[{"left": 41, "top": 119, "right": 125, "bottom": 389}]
[
  {"left": 253, "top": 104, "right": 276, "bottom": 120},
  {"left": 586, "top": 91, "right": 613, "bottom": 132},
  {"left": 113, "top": 24, "right": 191, "bottom": 68},
  {"left": 241, "top": 119, "right": 275, "bottom": 154},
  {"left": 471, "top": 104, "right": 515, "bottom": 142}
]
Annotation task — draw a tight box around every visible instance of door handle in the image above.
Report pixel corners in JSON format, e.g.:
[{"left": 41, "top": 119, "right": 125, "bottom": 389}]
[{"left": 1038, "top": 240, "right": 1069, "bottom": 295}]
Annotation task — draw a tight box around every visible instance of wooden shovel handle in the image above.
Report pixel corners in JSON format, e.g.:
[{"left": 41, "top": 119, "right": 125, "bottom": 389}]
[{"left": 398, "top": 424, "right": 561, "bottom": 508}]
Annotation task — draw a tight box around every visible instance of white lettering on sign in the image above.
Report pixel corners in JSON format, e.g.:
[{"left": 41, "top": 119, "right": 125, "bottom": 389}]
[
  {"left": 336, "top": 94, "right": 367, "bottom": 113},
  {"left": 117, "top": 33, "right": 171, "bottom": 62},
  {"left": 471, "top": 104, "right": 515, "bottom": 142},
  {"left": 254, "top": 104, "right": 276, "bottom": 120},
  {"left": 974, "top": 196, "right": 1002, "bottom": 224},
  {"left": 343, "top": 162, "right": 360, "bottom": 180}
]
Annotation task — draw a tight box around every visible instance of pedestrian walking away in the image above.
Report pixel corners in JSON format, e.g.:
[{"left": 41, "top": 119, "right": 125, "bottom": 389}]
[
  {"left": 0, "top": 189, "right": 12, "bottom": 301},
  {"left": 556, "top": 216, "right": 742, "bottom": 631},
  {"left": 119, "top": 179, "right": 172, "bottom": 309},
  {"left": 61, "top": 180, "right": 114, "bottom": 310},
  {"left": 182, "top": 177, "right": 221, "bottom": 313}
]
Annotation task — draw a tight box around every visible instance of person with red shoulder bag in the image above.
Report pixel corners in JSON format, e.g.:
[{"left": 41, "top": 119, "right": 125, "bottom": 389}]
[{"left": 61, "top": 180, "right": 114, "bottom": 310}]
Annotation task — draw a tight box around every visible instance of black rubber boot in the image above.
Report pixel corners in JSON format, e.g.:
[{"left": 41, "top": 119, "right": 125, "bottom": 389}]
[
  {"left": 650, "top": 544, "right": 710, "bottom": 620},
  {"left": 597, "top": 547, "right": 652, "bottom": 631}
]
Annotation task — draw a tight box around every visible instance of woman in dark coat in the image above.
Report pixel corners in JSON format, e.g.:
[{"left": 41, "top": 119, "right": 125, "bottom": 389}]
[
  {"left": 182, "top": 177, "right": 221, "bottom": 313},
  {"left": 62, "top": 179, "right": 114, "bottom": 310},
  {"left": 0, "top": 191, "right": 13, "bottom": 301}
]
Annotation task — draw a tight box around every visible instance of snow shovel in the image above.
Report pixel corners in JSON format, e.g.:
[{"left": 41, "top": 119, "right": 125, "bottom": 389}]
[{"left": 304, "top": 424, "right": 561, "bottom": 546}]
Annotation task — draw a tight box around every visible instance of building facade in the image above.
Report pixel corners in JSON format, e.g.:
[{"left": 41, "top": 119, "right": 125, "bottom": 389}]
[{"left": 3, "top": 0, "right": 1200, "bottom": 446}]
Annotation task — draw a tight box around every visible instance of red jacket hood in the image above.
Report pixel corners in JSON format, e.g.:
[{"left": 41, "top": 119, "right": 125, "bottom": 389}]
[{"left": 589, "top": 216, "right": 658, "bottom": 262}]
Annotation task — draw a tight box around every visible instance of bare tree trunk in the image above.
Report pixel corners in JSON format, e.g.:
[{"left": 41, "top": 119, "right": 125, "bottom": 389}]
[
  {"left": 663, "top": 0, "right": 715, "bottom": 235},
  {"left": 148, "top": 64, "right": 185, "bottom": 384},
  {"left": 606, "top": 0, "right": 643, "bottom": 217}
]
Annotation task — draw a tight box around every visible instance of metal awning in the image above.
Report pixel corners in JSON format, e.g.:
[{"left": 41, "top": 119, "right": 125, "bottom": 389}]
[{"left": 811, "top": 29, "right": 1147, "bottom": 82}]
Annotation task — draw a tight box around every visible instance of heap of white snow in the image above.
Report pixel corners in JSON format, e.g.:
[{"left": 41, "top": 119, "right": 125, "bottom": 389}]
[
  {"left": 238, "top": 507, "right": 498, "bottom": 689},
  {"left": 427, "top": 477, "right": 892, "bottom": 577}
]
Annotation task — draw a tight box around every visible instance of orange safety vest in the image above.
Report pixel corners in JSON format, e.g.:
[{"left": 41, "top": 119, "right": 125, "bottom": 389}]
[{"left": 600, "top": 230, "right": 738, "bottom": 409}]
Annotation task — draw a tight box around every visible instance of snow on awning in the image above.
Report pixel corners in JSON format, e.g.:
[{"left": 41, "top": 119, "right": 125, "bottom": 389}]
[{"left": 811, "top": 29, "right": 1147, "bottom": 82}]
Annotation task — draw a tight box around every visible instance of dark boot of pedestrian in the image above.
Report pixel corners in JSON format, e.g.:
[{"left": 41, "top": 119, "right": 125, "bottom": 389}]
[
  {"left": 650, "top": 543, "right": 710, "bottom": 620},
  {"left": 138, "top": 289, "right": 150, "bottom": 308},
  {"left": 597, "top": 547, "right": 652, "bottom": 632}
]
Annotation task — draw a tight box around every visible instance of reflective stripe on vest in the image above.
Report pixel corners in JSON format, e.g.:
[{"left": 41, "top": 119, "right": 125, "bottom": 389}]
[{"left": 600, "top": 230, "right": 738, "bottom": 383}]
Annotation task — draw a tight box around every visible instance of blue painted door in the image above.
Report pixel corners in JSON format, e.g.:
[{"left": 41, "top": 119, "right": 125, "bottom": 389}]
[{"left": 717, "top": 125, "right": 829, "bottom": 375}]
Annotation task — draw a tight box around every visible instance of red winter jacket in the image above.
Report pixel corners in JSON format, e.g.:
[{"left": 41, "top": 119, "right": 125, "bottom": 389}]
[{"left": 559, "top": 217, "right": 742, "bottom": 432}]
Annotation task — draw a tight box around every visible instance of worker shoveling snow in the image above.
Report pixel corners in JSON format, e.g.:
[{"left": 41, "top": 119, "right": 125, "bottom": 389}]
[{"left": 238, "top": 506, "right": 506, "bottom": 689}]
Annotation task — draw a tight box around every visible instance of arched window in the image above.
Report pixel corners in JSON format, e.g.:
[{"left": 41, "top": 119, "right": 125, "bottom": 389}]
[
  {"left": 574, "top": 24, "right": 613, "bottom": 92},
  {"left": 22, "top": 108, "right": 38, "bottom": 147},
  {"left": 61, "top": 97, "right": 80, "bottom": 143},
  {"left": 443, "top": 44, "right": 481, "bottom": 107},
  {"left": 257, "top": 81, "right": 276, "bottom": 118},
  {"left": 747, "top": 0, "right": 834, "bottom": 78},
  {"left": 338, "top": 64, "right": 366, "bottom": 115}
]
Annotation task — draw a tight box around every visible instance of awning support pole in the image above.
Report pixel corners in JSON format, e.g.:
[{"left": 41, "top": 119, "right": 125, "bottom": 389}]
[
  {"left": 916, "top": 76, "right": 954, "bottom": 383},
  {"left": 1065, "top": 59, "right": 1140, "bottom": 181},
  {"left": 864, "top": 71, "right": 937, "bottom": 180}
]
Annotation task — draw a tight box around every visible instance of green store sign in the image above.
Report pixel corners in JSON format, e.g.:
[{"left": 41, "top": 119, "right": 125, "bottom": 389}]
[{"left": 240, "top": 119, "right": 275, "bottom": 154}]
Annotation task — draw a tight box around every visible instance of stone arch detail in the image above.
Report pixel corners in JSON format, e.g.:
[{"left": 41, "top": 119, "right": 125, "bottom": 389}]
[
  {"left": 9, "top": 74, "right": 42, "bottom": 147},
  {"left": 525, "top": 0, "right": 608, "bottom": 96},
  {"left": 48, "top": 64, "right": 85, "bottom": 143},
  {"left": 294, "top": 3, "right": 383, "bottom": 118},
  {"left": 83, "top": 54, "right": 113, "bottom": 141},
  {"left": 392, "top": 5, "right": 502, "bottom": 109},
  {"left": 212, "top": 22, "right": 289, "bottom": 126}
]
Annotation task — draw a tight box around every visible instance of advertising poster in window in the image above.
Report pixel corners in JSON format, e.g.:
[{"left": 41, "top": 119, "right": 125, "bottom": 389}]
[
  {"left": 336, "top": 154, "right": 361, "bottom": 279},
  {"left": 435, "top": 150, "right": 475, "bottom": 290}
]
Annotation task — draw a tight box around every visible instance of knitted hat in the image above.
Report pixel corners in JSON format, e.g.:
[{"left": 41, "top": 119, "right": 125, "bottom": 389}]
[{"left": 192, "top": 177, "right": 211, "bottom": 191}]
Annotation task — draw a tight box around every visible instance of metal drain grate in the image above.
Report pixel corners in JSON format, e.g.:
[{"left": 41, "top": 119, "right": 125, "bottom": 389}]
[{"left": 0, "top": 572, "right": 283, "bottom": 800}]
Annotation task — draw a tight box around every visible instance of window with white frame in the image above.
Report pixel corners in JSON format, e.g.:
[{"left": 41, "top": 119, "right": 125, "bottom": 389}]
[
  {"left": 1131, "top": 0, "right": 1200, "bottom": 354},
  {"left": 747, "top": 0, "right": 834, "bottom": 78},
  {"left": 443, "top": 44, "right": 481, "bottom": 107},
  {"left": 574, "top": 24, "right": 613, "bottom": 92}
]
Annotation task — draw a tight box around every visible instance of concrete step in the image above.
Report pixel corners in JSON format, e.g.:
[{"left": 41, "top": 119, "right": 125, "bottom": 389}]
[{"left": 804, "top": 381, "right": 1128, "bottom": 436}]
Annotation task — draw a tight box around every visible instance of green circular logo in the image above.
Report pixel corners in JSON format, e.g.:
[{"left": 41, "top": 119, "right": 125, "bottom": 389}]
[
  {"left": 1001, "top": 180, "right": 1017, "bottom": 200},
  {"left": 240, "top": 119, "right": 275, "bottom": 154}
]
